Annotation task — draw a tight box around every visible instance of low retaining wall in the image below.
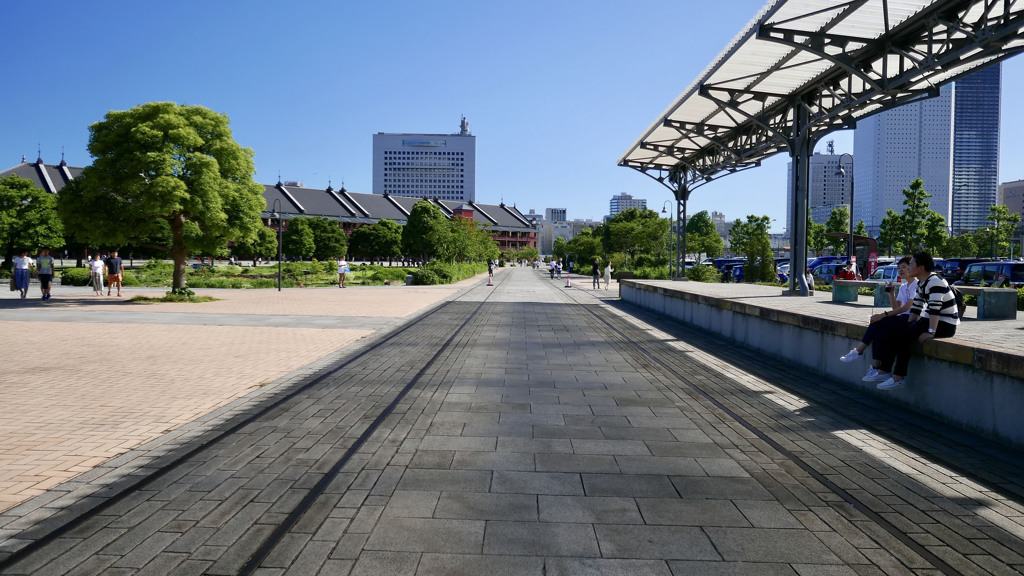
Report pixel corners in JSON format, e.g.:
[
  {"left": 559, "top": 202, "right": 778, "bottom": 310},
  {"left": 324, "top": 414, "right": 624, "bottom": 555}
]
[{"left": 621, "top": 280, "right": 1024, "bottom": 449}]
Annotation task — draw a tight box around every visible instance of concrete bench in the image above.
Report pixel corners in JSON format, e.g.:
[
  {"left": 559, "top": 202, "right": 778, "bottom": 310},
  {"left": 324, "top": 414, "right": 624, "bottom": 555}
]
[
  {"left": 833, "top": 279, "right": 889, "bottom": 306},
  {"left": 956, "top": 286, "right": 1018, "bottom": 320}
]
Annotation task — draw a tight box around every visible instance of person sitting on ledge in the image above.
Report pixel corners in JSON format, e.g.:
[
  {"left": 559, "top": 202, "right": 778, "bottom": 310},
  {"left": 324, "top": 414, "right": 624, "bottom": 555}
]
[
  {"left": 839, "top": 256, "right": 916, "bottom": 383},
  {"left": 872, "top": 251, "right": 960, "bottom": 390}
]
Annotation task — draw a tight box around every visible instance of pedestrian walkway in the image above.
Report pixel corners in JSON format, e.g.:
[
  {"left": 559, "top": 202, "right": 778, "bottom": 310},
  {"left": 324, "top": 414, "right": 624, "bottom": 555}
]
[{"left": 1, "top": 268, "right": 1022, "bottom": 575}]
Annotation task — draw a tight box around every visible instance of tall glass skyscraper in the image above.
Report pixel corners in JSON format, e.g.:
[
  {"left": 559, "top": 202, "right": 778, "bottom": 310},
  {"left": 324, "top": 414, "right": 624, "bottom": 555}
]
[{"left": 952, "top": 64, "right": 1001, "bottom": 233}]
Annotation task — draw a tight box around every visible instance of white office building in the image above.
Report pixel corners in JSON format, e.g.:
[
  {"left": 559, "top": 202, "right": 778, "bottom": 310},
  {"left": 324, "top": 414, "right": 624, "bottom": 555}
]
[
  {"left": 373, "top": 117, "right": 476, "bottom": 202},
  {"left": 608, "top": 193, "right": 646, "bottom": 218}
]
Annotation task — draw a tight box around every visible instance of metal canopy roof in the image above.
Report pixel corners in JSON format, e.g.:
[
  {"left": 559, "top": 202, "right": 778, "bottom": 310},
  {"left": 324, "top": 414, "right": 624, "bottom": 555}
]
[{"left": 619, "top": 0, "right": 1024, "bottom": 190}]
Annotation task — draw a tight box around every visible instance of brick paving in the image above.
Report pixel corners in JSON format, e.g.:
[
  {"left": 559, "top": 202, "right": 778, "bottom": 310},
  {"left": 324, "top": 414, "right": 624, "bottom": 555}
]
[{"left": 1, "top": 269, "right": 1022, "bottom": 575}]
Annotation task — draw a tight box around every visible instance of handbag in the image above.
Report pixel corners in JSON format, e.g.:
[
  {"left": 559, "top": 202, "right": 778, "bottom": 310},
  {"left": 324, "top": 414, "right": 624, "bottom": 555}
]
[{"left": 9, "top": 276, "right": 16, "bottom": 291}]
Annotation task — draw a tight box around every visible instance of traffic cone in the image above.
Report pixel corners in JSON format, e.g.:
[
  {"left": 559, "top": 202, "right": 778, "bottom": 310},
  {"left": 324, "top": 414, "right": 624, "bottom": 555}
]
[
  {"left": 564, "top": 274, "right": 571, "bottom": 288},
  {"left": 487, "top": 273, "right": 494, "bottom": 286}
]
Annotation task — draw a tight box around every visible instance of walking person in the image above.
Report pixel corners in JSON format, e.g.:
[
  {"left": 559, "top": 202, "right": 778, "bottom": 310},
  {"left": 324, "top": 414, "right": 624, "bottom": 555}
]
[
  {"left": 591, "top": 257, "right": 601, "bottom": 289},
  {"left": 89, "top": 253, "right": 105, "bottom": 296},
  {"left": 337, "top": 257, "right": 348, "bottom": 288},
  {"left": 12, "top": 250, "right": 34, "bottom": 300},
  {"left": 105, "top": 250, "right": 124, "bottom": 296},
  {"left": 873, "top": 252, "right": 960, "bottom": 390},
  {"left": 839, "top": 256, "right": 917, "bottom": 381},
  {"left": 36, "top": 248, "right": 55, "bottom": 300},
  {"left": 602, "top": 260, "right": 614, "bottom": 290}
]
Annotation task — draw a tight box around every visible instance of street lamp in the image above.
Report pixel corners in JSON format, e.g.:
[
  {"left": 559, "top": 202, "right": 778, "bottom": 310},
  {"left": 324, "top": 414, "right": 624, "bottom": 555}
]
[
  {"left": 835, "top": 153, "right": 855, "bottom": 270},
  {"left": 272, "top": 198, "right": 282, "bottom": 291},
  {"left": 662, "top": 201, "right": 675, "bottom": 277}
]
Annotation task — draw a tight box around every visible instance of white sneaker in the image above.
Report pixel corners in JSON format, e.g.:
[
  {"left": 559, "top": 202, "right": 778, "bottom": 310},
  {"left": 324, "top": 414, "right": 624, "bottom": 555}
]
[
  {"left": 840, "top": 349, "right": 863, "bottom": 362},
  {"left": 877, "top": 377, "right": 906, "bottom": 390},
  {"left": 863, "top": 370, "right": 890, "bottom": 383}
]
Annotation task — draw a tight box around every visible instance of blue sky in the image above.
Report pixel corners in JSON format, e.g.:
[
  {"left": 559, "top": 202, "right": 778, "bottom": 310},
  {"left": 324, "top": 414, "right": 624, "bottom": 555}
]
[{"left": 4, "top": 1, "right": 1022, "bottom": 232}]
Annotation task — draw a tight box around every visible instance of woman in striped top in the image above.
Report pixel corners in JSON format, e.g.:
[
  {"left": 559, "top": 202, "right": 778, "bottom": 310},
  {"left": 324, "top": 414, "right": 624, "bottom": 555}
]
[{"left": 874, "top": 251, "right": 959, "bottom": 390}]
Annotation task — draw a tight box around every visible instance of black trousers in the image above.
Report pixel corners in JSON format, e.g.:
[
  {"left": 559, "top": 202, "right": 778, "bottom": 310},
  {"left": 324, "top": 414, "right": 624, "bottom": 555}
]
[{"left": 876, "top": 318, "right": 956, "bottom": 377}]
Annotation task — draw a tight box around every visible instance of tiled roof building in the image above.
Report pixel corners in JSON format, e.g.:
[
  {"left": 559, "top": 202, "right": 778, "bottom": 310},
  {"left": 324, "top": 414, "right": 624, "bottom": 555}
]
[{"left": 1, "top": 160, "right": 537, "bottom": 253}]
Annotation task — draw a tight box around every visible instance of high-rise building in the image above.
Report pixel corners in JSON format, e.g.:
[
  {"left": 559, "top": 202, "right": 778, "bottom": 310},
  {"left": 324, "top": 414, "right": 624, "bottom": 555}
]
[
  {"left": 999, "top": 179, "right": 1024, "bottom": 218},
  {"left": 545, "top": 208, "right": 567, "bottom": 222},
  {"left": 372, "top": 117, "right": 476, "bottom": 202},
  {"left": 853, "top": 65, "right": 1000, "bottom": 235},
  {"left": 608, "top": 193, "right": 646, "bottom": 218},
  {"left": 785, "top": 147, "right": 854, "bottom": 235},
  {"left": 952, "top": 65, "right": 1001, "bottom": 233}
]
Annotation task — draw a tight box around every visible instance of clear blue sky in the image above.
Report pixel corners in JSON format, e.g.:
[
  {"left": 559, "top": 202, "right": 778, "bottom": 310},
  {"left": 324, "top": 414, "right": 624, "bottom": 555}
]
[{"left": 4, "top": 1, "right": 1022, "bottom": 232}]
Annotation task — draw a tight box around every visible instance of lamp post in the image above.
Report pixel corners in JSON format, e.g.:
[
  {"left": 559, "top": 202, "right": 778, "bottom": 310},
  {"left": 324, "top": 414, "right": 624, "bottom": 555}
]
[
  {"left": 272, "top": 198, "right": 282, "bottom": 292},
  {"left": 835, "top": 153, "right": 855, "bottom": 269},
  {"left": 662, "top": 201, "right": 674, "bottom": 278}
]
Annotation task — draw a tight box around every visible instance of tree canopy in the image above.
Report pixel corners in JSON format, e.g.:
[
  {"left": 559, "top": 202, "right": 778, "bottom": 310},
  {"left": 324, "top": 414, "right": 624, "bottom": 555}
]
[
  {"left": 402, "top": 201, "right": 449, "bottom": 261},
  {"left": 57, "top": 102, "right": 265, "bottom": 289},
  {"left": 0, "top": 175, "right": 64, "bottom": 259},
  {"left": 349, "top": 219, "right": 403, "bottom": 262},
  {"left": 601, "top": 208, "right": 667, "bottom": 268},
  {"left": 685, "top": 210, "right": 723, "bottom": 259},
  {"left": 281, "top": 217, "right": 315, "bottom": 260}
]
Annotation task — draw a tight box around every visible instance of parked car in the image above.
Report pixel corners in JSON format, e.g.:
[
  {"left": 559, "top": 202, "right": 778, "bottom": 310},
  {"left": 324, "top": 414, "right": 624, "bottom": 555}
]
[
  {"left": 867, "top": 265, "right": 900, "bottom": 283},
  {"left": 956, "top": 261, "right": 1024, "bottom": 288},
  {"left": 940, "top": 258, "right": 991, "bottom": 283},
  {"left": 810, "top": 263, "right": 844, "bottom": 285},
  {"left": 806, "top": 255, "right": 845, "bottom": 270}
]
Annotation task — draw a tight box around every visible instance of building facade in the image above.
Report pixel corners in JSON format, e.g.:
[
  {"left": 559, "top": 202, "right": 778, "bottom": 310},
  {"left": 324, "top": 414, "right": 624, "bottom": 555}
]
[
  {"left": 545, "top": 208, "right": 567, "bottom": 222},
  {"left": 852, "top": 65, "right": 1000, "bottom": 235},
  {"left": 785, "top": 151, "right": 855, "bottom": 235},
  {"left": 999, "top": 179, "right": 1024, "bottom": 218},
  {"left": 951, "top": 64, "right": 1001, "bottom": 233},
  {"left": 608, "top": 193, "right": 646, "bottom": 218},
  {"left": 372, "top": 117, "right": 476, "bottom": 202}
]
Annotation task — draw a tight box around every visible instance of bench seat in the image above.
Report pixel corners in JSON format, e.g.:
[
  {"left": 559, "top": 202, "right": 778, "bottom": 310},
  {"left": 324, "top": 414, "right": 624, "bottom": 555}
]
[{"left": 956, "top": 286, "right": 1018, "bottom": 320}]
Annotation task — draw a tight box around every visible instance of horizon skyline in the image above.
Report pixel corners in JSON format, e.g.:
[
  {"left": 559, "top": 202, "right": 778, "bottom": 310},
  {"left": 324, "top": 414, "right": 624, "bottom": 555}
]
[{"left": 4, "top": 1, "right": 1022, "bottom": 232}]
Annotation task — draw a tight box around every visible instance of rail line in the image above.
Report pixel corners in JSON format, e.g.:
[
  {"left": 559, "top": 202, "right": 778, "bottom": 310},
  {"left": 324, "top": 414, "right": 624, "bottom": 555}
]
[
  {"left": 0, "top": 272, "right": 504, "bottom": 573},
  {"left": 559, "top": 283, "right": 1011, "bottom": 576}
]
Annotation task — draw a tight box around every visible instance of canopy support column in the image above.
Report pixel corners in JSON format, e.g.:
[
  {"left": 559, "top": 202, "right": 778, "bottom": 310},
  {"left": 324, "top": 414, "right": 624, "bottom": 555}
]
[{"left": 788, "top": 98, "right": 814, "bottom": 296}]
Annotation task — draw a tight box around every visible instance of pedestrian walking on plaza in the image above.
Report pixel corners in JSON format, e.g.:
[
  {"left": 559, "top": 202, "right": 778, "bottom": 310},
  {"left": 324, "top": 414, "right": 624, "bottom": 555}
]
[
  {"left": 873, "top": 251, "right": 960, "bottom": 390},
  {"left": 12, "top": 250, "right": 34, "bottom": 299},
  {"left": 337, "top": 257, "right": 348, "bottom": 288},
  {"left": 602, "top": 261, "right": 614, "bottom": 290},
  {"left": 89, "top": 253, "right": 105, "bottom": 296},
  {"left": 555, "top": 260, "right": 562, "bottom": 279},
  {"left": 591, "top": 257, "right": 601, "bottom": 289},
  {"left": 105, "top": 250, "right": 124, "bottom": 296},
  {"left": 839, "top": 256, "right": 917, "bottom": 382},
  {"left": 36, "top": 248, "right": 55, "bottom": 300},
  {"left": 548, "top": 260, "right": 555, "bottom": 279}
]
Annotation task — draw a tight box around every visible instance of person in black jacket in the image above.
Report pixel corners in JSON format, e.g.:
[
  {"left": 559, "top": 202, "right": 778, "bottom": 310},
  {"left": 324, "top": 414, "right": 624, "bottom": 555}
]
[{"left": 591, "top": 258, "right": 601, "bottom": 289}]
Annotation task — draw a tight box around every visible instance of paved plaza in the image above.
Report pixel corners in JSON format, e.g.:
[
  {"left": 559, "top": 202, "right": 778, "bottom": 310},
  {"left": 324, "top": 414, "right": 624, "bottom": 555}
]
[{"left": 0, "top": 268, "right": 1022, "bottom": 575}]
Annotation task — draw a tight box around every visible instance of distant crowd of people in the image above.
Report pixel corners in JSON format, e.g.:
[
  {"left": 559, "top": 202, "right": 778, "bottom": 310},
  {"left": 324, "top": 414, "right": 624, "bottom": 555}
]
[{"left": 9, "top": 249, "right": 124, "bottom": 300}]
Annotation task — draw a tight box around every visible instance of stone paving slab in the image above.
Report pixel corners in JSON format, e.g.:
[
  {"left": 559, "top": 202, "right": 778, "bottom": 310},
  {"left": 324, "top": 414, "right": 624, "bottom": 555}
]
[{"left": 2, "top": 268, "right": 1024, "bottom": 575}]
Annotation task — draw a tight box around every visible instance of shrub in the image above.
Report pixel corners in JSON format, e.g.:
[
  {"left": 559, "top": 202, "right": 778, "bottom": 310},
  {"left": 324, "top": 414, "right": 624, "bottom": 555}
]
[
  {"left": 412, "top": 269, "right": 441, "bottom": 285},
  {"left": 60, "top": 267, "right": 92, "bottom": 286},
  {"left": 121, "top": 272, "right": 142, "bottom": 287},
  {"left": 686, "top": 264, "right": 720, "bottom": 283},
  {"left": 632, "top": 266, "right": 669, "bottom": 280}
]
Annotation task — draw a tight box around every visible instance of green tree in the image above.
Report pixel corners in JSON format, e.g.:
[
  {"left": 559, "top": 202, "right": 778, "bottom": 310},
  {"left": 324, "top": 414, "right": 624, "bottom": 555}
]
[
  {"left": 854, "top": 220, "right": 867, "bottom": 236},
  {"left": 728, "top": 215, "right": 773, "bottom": 281},
  {"left": 281, "top": 217, "right": 315, "bottom": 260},
  {"left": 0, "top": 175, "right": 65, "bottom": 261},
  {"left": 877, "top": 209, "right": 904, "bottom": 256},
  {"left": 805, "top": 210, "right": 827, "bottom": 254},
  {"left": 923, "top": 211, "right": 949, "bottom": 255},
  {"left": 552, "top": 236, "right": 568, "bottom": 262},
  {"left": 232, "top": 226, "right": 278, "bottom": 262},
  {"left": 899, "top": 179, "right": 932, "bottom": 251},
  {"left": 402, "top": 201, "right": 450, "bottom": 262},
  {"left": 564, "top": 228, "right": 603, "bottom": 265},
  {"left": 825, "top": 206, "right": 850, "bottom": 255},
  {"left": 518, "top": 246, "right": 540, "bottom": 262},
  {"left": 305, "top": 216, "right": 347, "bottom": 261},
  {"left": 57, "top": 102, "right": 265, "bottom": 289},
  {"left": 986, "top": 204, "right": 1022, "bottom": 257},
  {"left": 685, "top": 210, "right": 723, "bottom": 258},
  {"left": 602, "top": 208, "right": 668, "bottom": 268},
  {"left": 944, "top": 233, "right": 977, "bottom": 257},
  {"left": 350, "top": 219, "right": 403, "bottom": 263}
]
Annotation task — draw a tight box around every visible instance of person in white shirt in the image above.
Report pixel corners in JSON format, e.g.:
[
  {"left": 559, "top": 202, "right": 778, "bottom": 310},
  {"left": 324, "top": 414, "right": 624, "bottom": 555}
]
[
  {"left": 12, "top": 251, "right": 35, "bottom": 299},
  {"left": 839, "top": 257, "right": 917, "bottom": 382},
  {"left": 89, "top": 254, "right": 105, "bottom": 296},
  {"left": 337, "top": 258, "right": 348, "bottom": 288}
]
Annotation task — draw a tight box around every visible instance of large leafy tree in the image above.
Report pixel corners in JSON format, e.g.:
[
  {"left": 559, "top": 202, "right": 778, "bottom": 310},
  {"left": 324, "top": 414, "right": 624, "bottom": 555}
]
[
  {"left": 402, "top": 201, "right": 450, "bottom": 262},
  {"left": 281, "top": 217, "right": 315, "bottom": 260},
  {"left": 564, "top": 227, "right": 602, "bottom": 265},
  {"left": 602, "top": 208, "right": 667, "bottom": 268},
  {"left": 877, "top": 209, "right": 904, "bottom": 256},
  {"left": 923, "top": 211, "right": 949, "bottom": 255},
  {"left": 232, "top": 226, "right": 278, "bottom": 263},
  {"left": 552, "top": 236, "right": 568, "bottom": 262},
  {"left": 306, "top": 216, "right": 347, "bottom": 261},
  {"left": 685, "top": 210, "right": 723, "bottom": 258},
  {"left": 350, "top": 219, "right": 403, "bottom": 263},
  {"left": 729, "top": 215, "right": 774, "bottom": 281},
  {"left": 824, "top": 206, "right": 850, "bottom": 255},
  {"left": 806, "top": 209, "right": 827, "bottom": 254},
  {"left": 58, "top": 102, "right": 265, "bottom": 289},
  {"left": 943, "top": 233, "right": 977, "bottom": 257},
  {"left": 899, "top": 178, "right": 933, "bottom": 251},
  {"left": 986, "top": 204, "right": 1022, "bottom": 257},
  {"left": 0, "top": 175, "right": 64, "bottom": 261}
]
